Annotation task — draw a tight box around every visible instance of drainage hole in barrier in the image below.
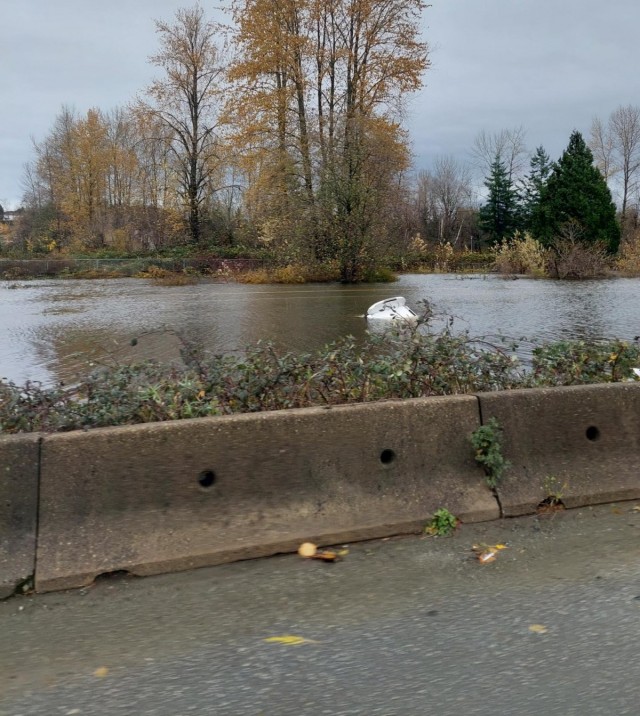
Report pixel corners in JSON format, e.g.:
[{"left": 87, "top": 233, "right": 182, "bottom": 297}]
[
  {"left": 586, "top": 426, "right": 600, "bottom": 442},
  {"left": 94, "top": 570, "right": 131, "bottom": 584},
  {"left": 380, "top": 449, "right": 396, "bottom": 465},
  {"left": 198, "top": 470, "right": 216, "bottom": 488}
]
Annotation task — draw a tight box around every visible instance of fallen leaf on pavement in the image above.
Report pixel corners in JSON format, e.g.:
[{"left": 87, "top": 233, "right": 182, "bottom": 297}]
[
  {"left": 472, "top": 543, "right": 507, "bottom": 564},
  {"left": 298, "top": 542, "right": 317, "bottom": 558},
  {"left": 312, "top": 551, "right": 338, "bottom": 561},
  {"left": 479, "top": 552, "right": 496, "bottom": 564},
  {"left": 312, "top": 549, "right": 347, "bottom": 562},
  {"left": 528, "top": 624, "right": 548, "bottom": 634},
  {"left": 298, "top": 543, "right": 347, "bottom": 561},
  {"left": 264, "top": 635, "right": 317, "bottom": 646}
]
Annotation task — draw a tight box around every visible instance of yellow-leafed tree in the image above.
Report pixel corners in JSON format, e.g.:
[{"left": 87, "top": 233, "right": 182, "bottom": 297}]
[{"left": 228, "top": 0, "right": 429, "bottom": 279}]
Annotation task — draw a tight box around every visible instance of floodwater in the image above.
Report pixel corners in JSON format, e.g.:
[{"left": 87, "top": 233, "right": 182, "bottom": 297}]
[{"left": 1, "top": 273, "right": 639, "bottom": 385}]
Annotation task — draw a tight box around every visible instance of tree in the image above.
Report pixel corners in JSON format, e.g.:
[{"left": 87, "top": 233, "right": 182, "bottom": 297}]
[
  {"left": 589, "top": 116, "right": 616, "bottom": 181},
  {"left": 532, "top": 131, "right": 620, "bottom": 253},
  {"left": 610, "top": 105, "right": 640, "bottom": 223},
  {"left": 142, "top": 5, "right": 226, "bottom": 244},
  {"left": 67, "top": 109, "right": 110, "bottom": 234},
  {"left": 478, "top": 155, "right": 520, "bottom": 245},
  {"left": 416, "top": 156, "right": 473, "bottom": 246},
  {"left": 520, "top": 145, "right": 552, "bottom": 230},
  {"left": 589, "top": 105, "right": 640, "bottom": 230},
  {"left": 24, "top": 106, "right": 112, "bottom": 248},
  {"left": 228, "top": 0, "right": 430, "bottom": 280},
  {"left": 471, "top": 126, "right": 528, "bottom": 182}
]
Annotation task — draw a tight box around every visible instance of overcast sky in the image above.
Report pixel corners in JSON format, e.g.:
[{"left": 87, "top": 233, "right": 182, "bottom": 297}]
[{"left": 3, "top": 0, "right": 640, "bottom": 208}]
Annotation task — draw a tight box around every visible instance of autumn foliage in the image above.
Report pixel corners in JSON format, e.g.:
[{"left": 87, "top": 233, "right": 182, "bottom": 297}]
[{"left": 15, "top": 2, "right": 430, "bottom": 281}]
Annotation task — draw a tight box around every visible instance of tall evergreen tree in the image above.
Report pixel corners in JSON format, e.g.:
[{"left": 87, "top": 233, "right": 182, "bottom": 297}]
[
  {"left": 531, "top": 131, "right": 620, "bottom": 252},
  {"left": 478, "top": 155, "right": 520, "bottom": 244},
  {"left": 520, "top": 145, "right": 552, "bottom": 229}
]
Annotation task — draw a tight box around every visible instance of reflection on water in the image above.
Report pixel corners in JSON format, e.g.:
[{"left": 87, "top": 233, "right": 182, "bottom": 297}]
[{"left": 1, "top": 274, "right": 639, "bottom": 385}]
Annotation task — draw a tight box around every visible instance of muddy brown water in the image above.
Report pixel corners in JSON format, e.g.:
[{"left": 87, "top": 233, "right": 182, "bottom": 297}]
[{"left": 1, "top": 273, "right": 639, "bottom": 385}]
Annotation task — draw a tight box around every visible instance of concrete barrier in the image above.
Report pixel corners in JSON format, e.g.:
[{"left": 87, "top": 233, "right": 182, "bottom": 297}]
[
  {"left": 477, "top": 383, "right": 640, "bottom": 516},
  {"left": 36, "top": 396, "right": 497, "bottom": 592},
  {"left": 0, "top": 434, "right": 40, "bottom": 599}
]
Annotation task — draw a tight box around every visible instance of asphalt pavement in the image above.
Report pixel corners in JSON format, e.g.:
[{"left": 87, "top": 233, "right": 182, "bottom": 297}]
[{"left": 2, "top": 503, "right": 640, "bottom": 715}]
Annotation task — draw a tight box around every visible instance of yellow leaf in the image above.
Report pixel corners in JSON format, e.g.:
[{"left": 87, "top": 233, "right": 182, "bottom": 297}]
[
  {"left": 478, "top": 551, "right": 496, "bottom": 564},
  {"left": 197, "top": 390, "right": 205, "bottom": 399},
  {"left": 264, "top": 635, "right": 316, "bottom": 646},
  {"left": 528, "top": 624, "right": 548, "bottom": 634},
  {"left": 93, "top": 666, "right": 109, "bottom": 677},
  {"left": 472, "top": 543, "right": 507, "bottom": 563},
  {"left": 312, "top": 550, "right": 340, "bottom": 562},
  {"left": 298, "top": 542, "right": 317, "bottom": 558}
]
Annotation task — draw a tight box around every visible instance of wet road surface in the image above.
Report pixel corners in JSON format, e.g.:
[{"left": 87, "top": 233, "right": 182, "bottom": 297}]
[{"left": 2, "top": 504, "right": 640, "bottom": 715}]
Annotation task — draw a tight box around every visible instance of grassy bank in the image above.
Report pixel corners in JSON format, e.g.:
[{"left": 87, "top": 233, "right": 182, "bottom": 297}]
[
  {"left": 0, "top": 244, "right": 495, "bottom": 282},
  {"left": 0, "top": 256, "right": 266, "bottom": 281}
]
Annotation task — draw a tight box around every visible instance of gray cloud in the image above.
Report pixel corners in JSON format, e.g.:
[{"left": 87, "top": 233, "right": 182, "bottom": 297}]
[
  {"left": 3, "top": 0, "right": 640, "bottom": 206},
  {"left": 410, "top": 0, "right": 640, "bottom": 174}
]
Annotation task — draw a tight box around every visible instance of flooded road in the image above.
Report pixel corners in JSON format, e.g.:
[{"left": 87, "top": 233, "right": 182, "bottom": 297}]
[{"left": 1, "top": 274, "right": 639, "bottom": 385}]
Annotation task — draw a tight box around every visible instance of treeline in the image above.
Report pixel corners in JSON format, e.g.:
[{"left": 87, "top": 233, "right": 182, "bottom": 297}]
[
  {"left": 15, "top": 2, "right": 430, "bottom": 281},
  {"left": 9, "top": 3, "right": 640, "bottom": 280},
  {"left": 478, "top": 130, "right": 620, "bottom": 253}
]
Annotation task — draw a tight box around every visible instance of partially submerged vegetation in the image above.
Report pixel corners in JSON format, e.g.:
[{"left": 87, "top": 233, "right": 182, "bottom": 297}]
[
  {"left": 0, "top": 255, "right": 266, "bottom": 281},
  {"left": 492, "top": 229, "right": 640, "bottom": 279},
  {"left": 0, "top": 250, "right": 496, "bottom": 283},
  {"left": 2, "top": 310, "right": 639, "bottom": 434}
]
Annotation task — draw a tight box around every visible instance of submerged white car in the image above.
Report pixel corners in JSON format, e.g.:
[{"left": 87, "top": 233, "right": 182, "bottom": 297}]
[{"left": 365, "top": 296, "right": 418, "bottom": 324}]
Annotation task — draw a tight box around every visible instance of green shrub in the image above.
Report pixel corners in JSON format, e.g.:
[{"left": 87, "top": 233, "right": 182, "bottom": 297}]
[
  {"left": 529, "top": 339, "right": 640, "bottom": 385},
  {"left": 470, "top": 418, "right": 510, "bottom": 489},
  {"left": 2, "top": 313, "right": 640, "bottom": 434},
  {"left": 424, "top": 508, "right": 458, "bottom": 536}
]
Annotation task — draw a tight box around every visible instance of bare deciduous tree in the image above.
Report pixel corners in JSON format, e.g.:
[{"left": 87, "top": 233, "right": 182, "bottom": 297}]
[
  {"left": 589, "top": 116, "right": 616, "bottom": 180},
  {"left": 141, "top": 5, "right": 226, "bottom": 244},
  {"left": 589, "top": 104, "right": 640, "bottom": 227},
  {"left": 611, "top": 105, "right": 640, "bottom": 221},
  {"left": 471, "top": 126, "right": 528, "bottom": 182},
  {"left": 416, "top": 155, "right": 474, "bottom": 246}
]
